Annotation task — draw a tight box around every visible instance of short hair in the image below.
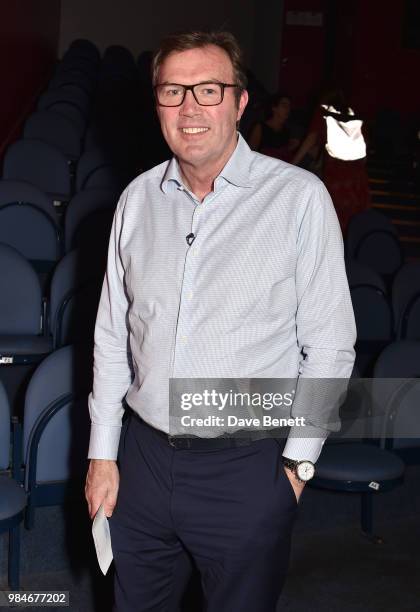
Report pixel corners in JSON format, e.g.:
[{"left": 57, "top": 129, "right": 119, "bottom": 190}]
[{"left": 152, "top": 30, "right": 248, "bottom": 103}]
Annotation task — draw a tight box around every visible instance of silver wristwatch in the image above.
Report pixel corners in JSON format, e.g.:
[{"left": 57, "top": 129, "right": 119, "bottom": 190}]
[{"left": 282, "top": 457, "right": 315, "bottom": 483}]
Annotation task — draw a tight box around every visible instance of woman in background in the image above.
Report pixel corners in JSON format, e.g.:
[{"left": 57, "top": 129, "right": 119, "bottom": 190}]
[
  {"left": 292, "top": 87, "right": 371, "bottom": 234},
  {"left": 248, "top": 92, "right": 300, "bottom": 162}
]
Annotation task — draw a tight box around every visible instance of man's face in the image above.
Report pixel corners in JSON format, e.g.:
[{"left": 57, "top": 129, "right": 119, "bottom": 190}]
[{"left": 156, "top": 45, "right": 248, "bottom": 171}]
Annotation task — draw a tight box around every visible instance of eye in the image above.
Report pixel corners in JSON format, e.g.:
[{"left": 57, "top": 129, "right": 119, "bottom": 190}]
[
  {"left": 162, "top": 86, "right": 183, "bottom": 97},
  {"left": 197, "top": 84, "right": 219, "bottom": 96}
]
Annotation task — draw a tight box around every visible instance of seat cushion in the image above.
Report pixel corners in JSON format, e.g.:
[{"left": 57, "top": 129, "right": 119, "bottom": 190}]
[
  {"left": 0, "top": 476, "right": 27, "bottom": 519},
  {"left": 315, "top": 443, "right": 405, "bottom": 482}
]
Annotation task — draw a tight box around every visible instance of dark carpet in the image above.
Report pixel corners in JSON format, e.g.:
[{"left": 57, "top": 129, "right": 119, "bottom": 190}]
[{"left": 1, "top": 465, "right": 419, "bottom": 611}]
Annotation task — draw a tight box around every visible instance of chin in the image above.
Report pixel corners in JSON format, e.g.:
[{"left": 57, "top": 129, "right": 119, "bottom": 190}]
[{"left": 175, "top": 144, "right": 207, "bottom": 162}]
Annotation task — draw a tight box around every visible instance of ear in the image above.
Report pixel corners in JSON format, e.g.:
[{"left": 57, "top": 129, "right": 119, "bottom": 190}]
[{"left": 237, "top": 89, "right": 249, "bottom": 121}]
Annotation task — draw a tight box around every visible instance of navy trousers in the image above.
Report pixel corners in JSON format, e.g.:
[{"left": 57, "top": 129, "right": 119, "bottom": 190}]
[{"left": 109, "top": 413, "right": 299, "bottom": 612}]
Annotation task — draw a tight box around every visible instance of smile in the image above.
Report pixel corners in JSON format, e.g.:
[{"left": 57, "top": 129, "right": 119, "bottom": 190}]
[{"left": 181, "top": 127, "right": 209, "bottom": 134}]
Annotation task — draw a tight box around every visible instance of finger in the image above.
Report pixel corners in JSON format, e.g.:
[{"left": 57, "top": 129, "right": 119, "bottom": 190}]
[
  {"left": 104, "top": 493, "right": 118, "bottom": 518},
  {"left": 103, "top": 496, "right": 116, "bottom": 517},
  {"left": 90, "top": 499, "right": 102, "bottom": 519}
]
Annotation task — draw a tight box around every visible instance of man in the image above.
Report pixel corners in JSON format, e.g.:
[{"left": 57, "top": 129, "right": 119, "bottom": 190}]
[{"left": 85, "top": 31, "right": 356, "bottom": 611}]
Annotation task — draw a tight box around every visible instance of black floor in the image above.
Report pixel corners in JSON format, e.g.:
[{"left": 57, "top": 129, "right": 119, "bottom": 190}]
[{"left": 1, "top": 465, "right": 420, "bottom": 611}]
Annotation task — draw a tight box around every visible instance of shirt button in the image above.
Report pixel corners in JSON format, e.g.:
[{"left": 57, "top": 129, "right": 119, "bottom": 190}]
[
  {"left": 187, "top": 291, "right": 193, "bottom": 300},
  {"left": 181, "top": 335, "right": 187, "bottom": 344}
]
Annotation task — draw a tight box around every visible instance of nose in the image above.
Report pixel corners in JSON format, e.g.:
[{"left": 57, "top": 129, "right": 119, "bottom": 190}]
[{"left": 179, "top": 89, "right": 201, "bottom": 116}]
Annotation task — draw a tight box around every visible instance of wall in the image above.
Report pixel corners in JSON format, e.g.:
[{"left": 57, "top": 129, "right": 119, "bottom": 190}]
[
  {"left": 0, "top": 0, "right": 61, "bottom": 158},
  {"left": 349, "top": 1, "right": 420, "bottom": 119},
  {"left": 59, "top": 0, "right": 283, "bottom": 92},
  {"left": 251, "top": 0, "right": 284, "bottom": 93},
  {"left": 59, "top": 0, "right": 254, "bottom": 63},
  {"left": 278, "top": 0, "right": 327, "bottom": 108}
]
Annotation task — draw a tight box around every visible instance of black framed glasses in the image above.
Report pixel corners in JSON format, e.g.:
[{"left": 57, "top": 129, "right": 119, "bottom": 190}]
[{"left": 154, "top": 81, "right": 239, "bottom": 107}]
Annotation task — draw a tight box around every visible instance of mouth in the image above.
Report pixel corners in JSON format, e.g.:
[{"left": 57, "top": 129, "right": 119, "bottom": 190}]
[{"left": 180, "top": 127, "right": 210, "bottom": 134}]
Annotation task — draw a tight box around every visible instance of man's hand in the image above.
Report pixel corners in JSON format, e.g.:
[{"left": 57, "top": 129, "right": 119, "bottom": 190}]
[
  {"left": 85, "top": 459, "right": 120, "bottom": 519},
  {"left": 284, "top": 466, "right": 305, "bottom": 503}
]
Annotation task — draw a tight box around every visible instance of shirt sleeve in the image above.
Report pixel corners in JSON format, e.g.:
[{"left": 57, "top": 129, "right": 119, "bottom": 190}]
[
  {"left": 283, "top": 179, "right": 356, "bottom": 463},
  {"left": 87, "top": 192, "right": 133, "bottom": 460}
]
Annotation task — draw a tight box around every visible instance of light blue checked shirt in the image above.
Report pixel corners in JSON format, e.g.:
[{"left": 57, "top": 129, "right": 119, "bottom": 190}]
[{"left": 88, "top": 134, "right": 356, "bottom": 462}]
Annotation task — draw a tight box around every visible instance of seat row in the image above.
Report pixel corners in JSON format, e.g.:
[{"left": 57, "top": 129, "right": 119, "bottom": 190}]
[
  {"left": 2, "top": 142, "right": 126, "bottom": 207},
  {"left": 347, "top": 258, "right": 420, "bottom": 338},
  {"left": 0, "top": 344, "right": 92, "bottom": 589},
  {"left": 0, "top": 244, "right": 104, "bottom": 364},
  {"left": 346, "top": 258, "right": 420, "bottom": 374},
  {"left": 312, "top": 340, "right": 420, "bottom": 542},
  {"left": 0, "top": 181, "right": 117, "bottom": 280},
  {"left": 1, "top": 38, "right": 142, "bottom": 210},
  {"left": 0, "top": 38, "right": 144, "bottom": 587}
]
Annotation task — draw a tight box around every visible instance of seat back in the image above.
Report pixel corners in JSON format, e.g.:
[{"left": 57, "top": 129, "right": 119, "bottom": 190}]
[
  {"left": 49, "top": 71, "right": 94, "bottom": 97},
  {"left": 374, "top": 340, "right": 420, "bottom": 378},
  {"left": 24, "top": 111, "right": 82, "bottom": 160},
  {"left": 44, "top": 84, "right": 90, "bottom": 110},
  {"left": 383, "top": 381, "right": 420, "bottom": 450},
  {"left": 76, "top": 149, "right": 121, "bottom": 192},
  {"left": 0, "top": 244, "right": 42, "bottom": 334},
  {"left": 72, "top": 209, "right": 115, "bottom": 256},
  {"left": 346, "top": 208, "right": 398, "bottom": 258},
  {"left": 38, "top": 89, "right": 89, "bottom": 116},
  {"left": 355, "top": 230, "right": 403, "bottom": 278},
  {"left": 67, "top": 38, "right": 100, "bottom": 63},
  {"left": 401, "top": 294, "right": 420, "bottom": 340},
  {"left": 49, "top": 248, "right": 106, "bottom": 348},
  {"left": 351, "top": 284, "right": 393, "bottom": 375},
  {"left": 45, "top": 102, "right": 86, "bottom": 133},
  {"left": 372, "top": 341, "right": 420, "bottom": 455},
  {"left": 80, "top": 166, "right": 122, "bottom": 192},
  {"left": 55, "top": 283, "right": 102, "bottom": 349},
  {"left": 56, "top": 54, "right": 98, "bottom": 79},
  {"left": 0, "top": 203, "right": 61, "bottom": 267},
  {"left": 345, "top": 259, "right": 386, "bottom": 293},
  {"left": 3, "top": 140, "right": 71, "bottom": 199},
  {"left": 23, "top": 345, "right": 92, "bottom": 485},
  {"left": 351, "top": 285, "right": 393, "bottom": 340},
  {"left": 64, "top": 189, "right": 116, "bottom": 252},
  {"left": 0, "top": 180, "right": 56, "bottom": 223},
  {"left": 392, "top": 262, "right": 420, "bottom": 337},
  {"left": 0, "top": 380, "right": 11, "bottom": 470}
]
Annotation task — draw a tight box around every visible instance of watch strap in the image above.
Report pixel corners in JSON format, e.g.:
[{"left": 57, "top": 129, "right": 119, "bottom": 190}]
[{"left": 282, "top": 457, "right": 299, "bottom": 471}]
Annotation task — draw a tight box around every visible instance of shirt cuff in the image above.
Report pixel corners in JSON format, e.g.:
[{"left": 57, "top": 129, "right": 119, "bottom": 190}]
[
  {"left": 88, "top": 423, "right": 122, "bottom": 460},
  {"left": 282, "top": 424, "right": 329, "bottom": 463}
]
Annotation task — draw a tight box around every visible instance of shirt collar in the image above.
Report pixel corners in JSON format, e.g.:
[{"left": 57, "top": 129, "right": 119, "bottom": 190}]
[{"left": 160, "top": 133, "right": 253, "bottom": 194}]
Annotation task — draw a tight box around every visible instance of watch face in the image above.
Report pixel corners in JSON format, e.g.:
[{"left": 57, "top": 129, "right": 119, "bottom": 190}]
[{"left": 297, "top": 461, "right": 315, "bottom": 481}]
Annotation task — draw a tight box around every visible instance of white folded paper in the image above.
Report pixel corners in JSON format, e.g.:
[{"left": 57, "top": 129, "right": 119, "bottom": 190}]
[{"left": 92, "top": 504, "right": 113, "bottom": 575}]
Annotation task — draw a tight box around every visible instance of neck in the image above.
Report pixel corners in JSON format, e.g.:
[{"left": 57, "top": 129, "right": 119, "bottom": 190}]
[
  {"left": 179, "top": 165, "right": 217, "bottom": 202},
  {"left": 178, "top": 136, "right": 238, "bottom": 202}
]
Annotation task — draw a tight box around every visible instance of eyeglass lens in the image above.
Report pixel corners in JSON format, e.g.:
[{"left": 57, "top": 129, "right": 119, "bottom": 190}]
[{"left": 157, "top": 83, "right": 223, "bottom": 106}]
